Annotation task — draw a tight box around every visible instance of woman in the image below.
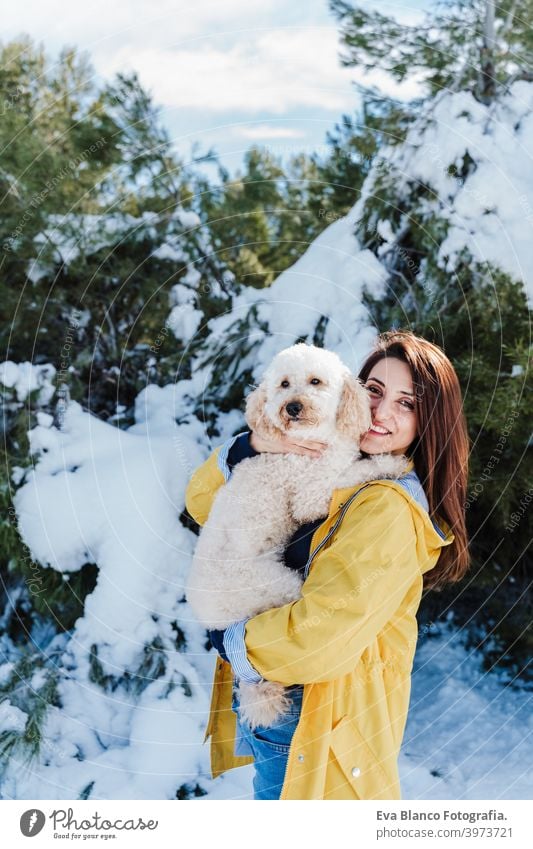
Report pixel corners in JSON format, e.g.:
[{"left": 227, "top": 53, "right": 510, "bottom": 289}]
[{"left": 185, "top": 330, "right": 470, "bottom": 800}]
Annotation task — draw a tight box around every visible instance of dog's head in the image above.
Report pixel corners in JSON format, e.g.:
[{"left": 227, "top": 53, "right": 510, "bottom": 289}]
[{"left": 245, "top": 343, "right": 371, "bottom": 445}]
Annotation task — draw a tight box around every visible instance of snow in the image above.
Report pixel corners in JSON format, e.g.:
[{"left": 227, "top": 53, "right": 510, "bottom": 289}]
[
  {"left": 0, "top": 663, "right": 15, "bottom": 686},
  {"left": 170, "top": 281, "right": 200, "bottom": 306},
  {"left": 36, "top": 411, "right": 54, "bottom": 428},
  {"left": 374, "top": 81, "right": 533, "bottom": 303},
  {"left": 204, "top": 204, "right": 388, "bottom": 378},
  {"left": 175, "top": 209, "right": 201, "bottom": 230},
  {"left": 0, "top": 701, "right": 28, "bottom": 735},
  {"left": 152, "top": 242, "right": 184, "bottom": 262},
  {"left": 0, "top": 361, "right": 56, "bottom": 404},
  {"left": 167, "top": 303, "right": 203, "bottom": 342},
  {"left": 0, "top": 361, "right": 19, "bottom": 389},
  {"left": 28, "top": 207, "right": 201, "bottom": 274},
  {"left": 400, "top": 626, "right": 532, "bottom": 800},
  {"left": 4, "top": 398, "right": 215, "bottom": 799}
]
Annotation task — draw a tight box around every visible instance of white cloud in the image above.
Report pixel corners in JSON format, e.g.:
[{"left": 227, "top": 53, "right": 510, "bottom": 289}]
[
  {"left": 98, "top": 27, "right": 355, "bottom": 115},
  {"left": 2, "top": 0, "right": 428, "bottom": 171},
  {"left": 2, "top": 0, "right": 286, "bottom": 51},
  {"left": 235, "top": 124, "right": 306, "bottom": 140}
]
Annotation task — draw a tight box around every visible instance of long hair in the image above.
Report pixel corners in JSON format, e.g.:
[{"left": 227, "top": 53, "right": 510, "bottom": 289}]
[{"left": 357, "top": 329, "right": 470, "bottom": 590}]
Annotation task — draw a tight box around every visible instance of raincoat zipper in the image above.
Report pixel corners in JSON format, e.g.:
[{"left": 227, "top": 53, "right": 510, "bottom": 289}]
[{"left": 303, "top": 483, "right": 373, "bottom": 580}]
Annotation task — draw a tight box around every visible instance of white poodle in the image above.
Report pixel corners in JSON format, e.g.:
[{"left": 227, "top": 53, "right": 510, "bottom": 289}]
[{"left": 186, "top": 343, "right": 408, "bottom": 729}]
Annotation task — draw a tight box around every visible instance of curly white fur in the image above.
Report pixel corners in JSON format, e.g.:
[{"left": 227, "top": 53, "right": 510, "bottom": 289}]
[{"left": 186, "top": 343, "right": 408, "bottom": 729}]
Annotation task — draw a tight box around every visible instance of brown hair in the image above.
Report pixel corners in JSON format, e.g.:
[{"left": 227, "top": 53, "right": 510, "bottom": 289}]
[{"left": 357, "top": 329, "right": 470, "bottom": 590}]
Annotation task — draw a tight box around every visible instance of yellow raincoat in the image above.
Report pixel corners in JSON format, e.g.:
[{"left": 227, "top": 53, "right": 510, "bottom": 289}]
[{"left": 185, "top": 444, "right": 454, "bottom": 800}]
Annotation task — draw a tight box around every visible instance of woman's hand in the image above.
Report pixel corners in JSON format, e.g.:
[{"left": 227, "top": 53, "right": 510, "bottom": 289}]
[{"left": 250, "top": 431, "right": 327, "bottom": 458}]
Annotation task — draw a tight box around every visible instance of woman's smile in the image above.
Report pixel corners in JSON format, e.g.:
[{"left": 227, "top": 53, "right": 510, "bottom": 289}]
[{"left": 366, "top": 423, "right": 391, "bottom": 435}]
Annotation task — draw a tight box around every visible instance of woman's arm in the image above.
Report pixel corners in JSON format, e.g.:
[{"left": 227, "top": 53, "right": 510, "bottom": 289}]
[
  {"left": 224, "top": 484, "right": 421, "bottom": 685},
  {"left": 185, "top": 444, "right": 228, "bottom": 527}
]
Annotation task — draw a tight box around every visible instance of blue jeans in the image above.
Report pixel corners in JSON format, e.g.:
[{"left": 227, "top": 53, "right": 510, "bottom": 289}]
[{"left": 231, "top": 682, "right": 304, "bottom": 800}]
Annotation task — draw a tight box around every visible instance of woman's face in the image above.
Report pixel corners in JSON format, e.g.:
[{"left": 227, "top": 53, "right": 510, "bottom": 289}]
[{"left": 359, "top": 357, "right": 418, "bottom": 456}]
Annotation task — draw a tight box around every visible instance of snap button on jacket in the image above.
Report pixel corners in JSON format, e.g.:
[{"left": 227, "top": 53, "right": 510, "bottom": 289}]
[{"left": 185, "top": 446, "right": 454, "bottom": 800}]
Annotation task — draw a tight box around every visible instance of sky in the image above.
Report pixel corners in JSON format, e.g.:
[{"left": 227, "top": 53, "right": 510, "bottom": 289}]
[{"left": 3, "top": 0, "right": 429, "bottom": 174}]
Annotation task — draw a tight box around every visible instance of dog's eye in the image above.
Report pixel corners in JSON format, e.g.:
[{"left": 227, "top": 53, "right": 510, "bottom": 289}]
[
  {"left": 309, "top": 378, "right": 321, "bottom": 385},
  {"left": 280, "top": 380, "right": 290, "bottom": 388}
]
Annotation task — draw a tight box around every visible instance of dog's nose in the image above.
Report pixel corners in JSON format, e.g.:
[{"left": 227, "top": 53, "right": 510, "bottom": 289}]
[{"left": 286, "top": 401, "right": 303, "bottom": 418}]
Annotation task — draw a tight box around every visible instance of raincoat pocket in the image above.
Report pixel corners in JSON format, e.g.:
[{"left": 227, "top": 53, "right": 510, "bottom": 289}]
[{"left": 328, "top": 714, "right": 392, "bottom": 800}]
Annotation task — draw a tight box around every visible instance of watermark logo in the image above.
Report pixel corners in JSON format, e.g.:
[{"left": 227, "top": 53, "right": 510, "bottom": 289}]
[{"left": 20, "top": 809, "right": 46, "bottom": 837}]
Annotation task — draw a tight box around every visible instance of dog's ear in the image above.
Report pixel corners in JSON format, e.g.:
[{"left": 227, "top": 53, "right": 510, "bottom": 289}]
[
  {"left": 336, "top": 374, "right": 372, "bottom": 441},
  {"left": 244, "top": 385, "right": 282, "bottom": 441}
]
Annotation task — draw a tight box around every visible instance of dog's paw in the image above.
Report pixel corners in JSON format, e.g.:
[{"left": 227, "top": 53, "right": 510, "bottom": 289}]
[
  {"left": 245, "top": 562, "right": 303, "bottom": 613},
  {"left": 334, "top": 453, "right": 409, "bottom": 488},
  {"left": 237, "top": 680, "right": 293, "bottom": 730},
  {"left": 367, "top": 453, "right": 409, "bottom": 479}
]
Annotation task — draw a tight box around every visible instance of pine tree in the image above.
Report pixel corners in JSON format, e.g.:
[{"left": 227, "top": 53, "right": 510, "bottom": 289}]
[
  {"left": 331, "top": 0, "right": 533, "bottom": 104},
  {"left": 331, "top": 0, "right": 532, "bottom": 679},
  {"left": 196, "top": 144, "right": 369, "bottom": 290}
]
